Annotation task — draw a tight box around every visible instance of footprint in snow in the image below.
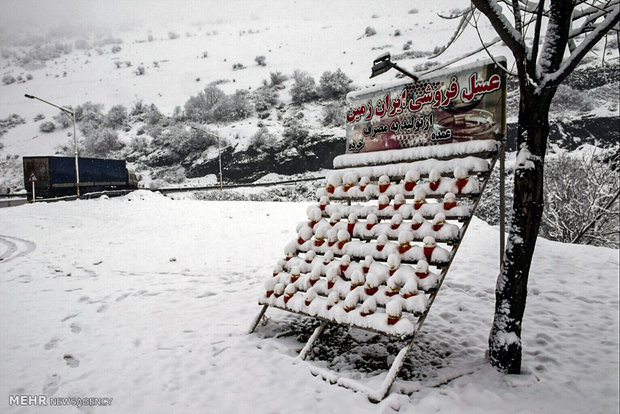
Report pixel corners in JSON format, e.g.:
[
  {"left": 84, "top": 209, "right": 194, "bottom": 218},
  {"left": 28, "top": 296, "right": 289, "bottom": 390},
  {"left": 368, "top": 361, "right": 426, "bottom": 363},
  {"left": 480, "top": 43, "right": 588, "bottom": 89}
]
[
  {"left": 44, "top": 338, "right": 60, "bottom": 350},
  {"left": 42, "top": 374, "right": 60, "bottom": 396},
  {"left": 63, "top": 354, "right": 80, "bottom": 368},
  {"left": 96, "top": 304, "right": 108, "bottom": 313},
  {"left": 70, "top": 323, "right": 81, "bottom": 334}
]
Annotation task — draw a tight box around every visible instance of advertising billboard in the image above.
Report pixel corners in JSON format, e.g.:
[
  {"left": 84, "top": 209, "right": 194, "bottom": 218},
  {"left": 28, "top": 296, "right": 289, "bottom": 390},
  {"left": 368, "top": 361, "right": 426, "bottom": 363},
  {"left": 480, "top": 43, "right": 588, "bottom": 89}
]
[{"left": 345, "top": 58, "right": 507, "bottom": 153}]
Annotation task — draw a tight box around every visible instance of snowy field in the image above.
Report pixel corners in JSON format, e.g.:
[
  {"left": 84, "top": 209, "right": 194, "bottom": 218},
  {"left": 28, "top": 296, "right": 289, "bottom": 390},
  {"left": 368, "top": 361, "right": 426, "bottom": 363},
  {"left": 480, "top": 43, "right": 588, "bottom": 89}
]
[{"left": 0, "top": 192, "right": 618, "bottom": 413}]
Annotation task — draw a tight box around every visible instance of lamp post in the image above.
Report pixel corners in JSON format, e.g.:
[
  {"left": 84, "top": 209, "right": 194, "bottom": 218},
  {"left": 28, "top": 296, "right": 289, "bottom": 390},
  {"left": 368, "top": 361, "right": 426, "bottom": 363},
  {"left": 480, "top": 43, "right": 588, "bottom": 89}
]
[
  {"left": 370, "top": 52, "right": 419, "bottom": 81},
  {"left": 24, "top": 94, "right": 80, "bottom": 198},
  {"left": 190, "top": 126, "right": 223, "bottom": 191}
]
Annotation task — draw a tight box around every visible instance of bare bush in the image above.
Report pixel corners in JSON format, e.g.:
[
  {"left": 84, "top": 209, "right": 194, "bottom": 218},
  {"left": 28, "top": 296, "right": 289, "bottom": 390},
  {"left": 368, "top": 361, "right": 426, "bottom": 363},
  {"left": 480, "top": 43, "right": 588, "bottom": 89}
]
[{"left": 541, "top": 150, "right": 619, "bottom": 248}]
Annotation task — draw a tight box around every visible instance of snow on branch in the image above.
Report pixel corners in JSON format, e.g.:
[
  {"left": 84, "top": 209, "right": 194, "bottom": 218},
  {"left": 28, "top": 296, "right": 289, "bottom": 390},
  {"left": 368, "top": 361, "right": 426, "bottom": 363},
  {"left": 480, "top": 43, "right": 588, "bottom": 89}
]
[
  {"left": 541, "top": 4, "right": 620, "bottom": 89},
  {"left": 471, "top": 0, "right": 527, "bottom": 60}
]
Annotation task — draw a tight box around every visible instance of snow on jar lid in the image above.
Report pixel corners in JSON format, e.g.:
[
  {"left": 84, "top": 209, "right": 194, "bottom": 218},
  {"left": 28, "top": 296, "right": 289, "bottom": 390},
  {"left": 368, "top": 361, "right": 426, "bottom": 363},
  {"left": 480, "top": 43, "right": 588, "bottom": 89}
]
[
  {"left": 344, "top": 290, "right": 359, "bottom": 311},
  {"left": 386, "top": 298, "right": 402, "bottom": 316},
  {"left": 316, "top": 188, "right": 327, "bottom": 199},
  {"left": 305, "top": 250, "right": 316, "bottom": 263},
  {"left": 362, "top": 255, "right": 374, "bottom": 270},
  {"left": 390, "top": 213, "right": 403, "bottom": 228},
  {"left": 327, "top": 228, "right": 338, "bottom": 246},
  {"left": 264, "top": 277, "right": 278, "bottom": 292},
  {"left": 405, "top": 169, "right": 420, "bottom": 182},
  {"left": 319, "top": 195, "right": 330, "bottom": 205},
  {"left": 378, "top": 194, "right": 390, "bottom": 205},
  {"left": 387, "top": 253, "right": 401, "bottom": 270},
  {"left": 432, "top": 212, "right": 446, "bottom": 225},
  {"left": 398, "top": 230, "right": 414, "bottom": 245},
  {"left": 298, "top": 226, "right": 313, "bottom": 243},
  {"left": 429, "top": 168, "right": 441, "bottom": 181},
  {"left": 342, "top": 172, "right": 357, "bottom": 187},
  {"left": 341, "top": 254, "right": 351, "bottom": 266},
  {"left": 366, "top": 213, "right": 378, "bottom": 225},
  {"left": 360, "top": 176, "right": 370, "bottom": 186},
  {"left": 326, "top": 290, "right": 340, "bottom": 309},
  {"left": 327, "top": 174, "right": 341, "bottom": 187},
  {"left": 386, "top": 299, "right": 403, "bottom": 324},
  {"left": 304, "top": 288, "right": 317, "bottom": 305},
  {"left": 423, "top": 236, "right": 436, "bottom": 247},
  {"left": 360, "top": 297, "right": 377, "bottom": 316},
  {"left": 326, "top": 267, "right": 339, "bottom": 288},
  {"left": 401, "top": 279, "right": 419, "bottom": 297},
  {"left": 454, "top": 167, "right": 468, "bottom": 179},
  {"left": 351, "top": 269, "right": 365, "bottom": 288},
  {"left": 394, "top": 193, "right": 405, "bottom": 207},
  {"left": 414, "top": 188, "right": 426, "bottom": 201},
  {"left": 323, "top": 250, "right": 335, "bottom": 263},
  {"left": 377, "top": 233, "right": 388, "bottom": 245},
  {"left": 378, "top": 175, "right": 390, "bottom": 185},
  {"left": 308, "top": 207, "right": 322, "bottom": 222},
  {"left": 444, "top": 192, "right": 456, "bottom": 203},
  {"left": 412, "top": 212, "right": 425, "bottom": 225},
  {"left": 329, "top": 211, "right": 342, "bottom": 224},
  {"left": 274, "top": 283, "right": 285, "bottom": 297},
  {"left": 309, "top": 266, "right": 321, "bottom": 284}
]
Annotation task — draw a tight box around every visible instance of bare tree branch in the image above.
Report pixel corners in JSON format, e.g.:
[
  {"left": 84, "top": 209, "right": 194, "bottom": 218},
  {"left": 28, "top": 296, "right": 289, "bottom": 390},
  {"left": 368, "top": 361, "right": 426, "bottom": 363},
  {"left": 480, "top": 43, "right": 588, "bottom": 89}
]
[
  {"left": 471, "top": 0, "right": 528, "bottom": 62},
  {"left": 431, "top": 8, "right": 474, "bottom": 58},
  {"left": 542, "top": 4, "right": 620, "bottom": 87},
  {"left": 571, "top": 189, "right": 620, "bottom": 244}
]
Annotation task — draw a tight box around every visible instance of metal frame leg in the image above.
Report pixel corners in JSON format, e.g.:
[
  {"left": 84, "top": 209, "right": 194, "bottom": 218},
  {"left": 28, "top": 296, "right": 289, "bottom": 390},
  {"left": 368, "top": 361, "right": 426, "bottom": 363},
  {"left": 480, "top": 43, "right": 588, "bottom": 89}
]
[{"left": 248, "top": 304, "right": 269, "bottom": 334}]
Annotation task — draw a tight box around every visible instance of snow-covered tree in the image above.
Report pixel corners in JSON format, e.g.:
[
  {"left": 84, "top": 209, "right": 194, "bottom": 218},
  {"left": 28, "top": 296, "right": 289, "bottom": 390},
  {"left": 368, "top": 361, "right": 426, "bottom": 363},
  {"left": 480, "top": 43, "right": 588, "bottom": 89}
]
[{"left": 437, "top": 1, "right": 619, "bottom": 374}]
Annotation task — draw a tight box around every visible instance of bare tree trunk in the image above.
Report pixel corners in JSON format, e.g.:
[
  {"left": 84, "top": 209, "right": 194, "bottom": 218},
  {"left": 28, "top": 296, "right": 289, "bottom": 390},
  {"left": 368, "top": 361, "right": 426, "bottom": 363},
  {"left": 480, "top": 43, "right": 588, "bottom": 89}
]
[{"left": 488, "top": 85, "right": 554, "bottom": 373}]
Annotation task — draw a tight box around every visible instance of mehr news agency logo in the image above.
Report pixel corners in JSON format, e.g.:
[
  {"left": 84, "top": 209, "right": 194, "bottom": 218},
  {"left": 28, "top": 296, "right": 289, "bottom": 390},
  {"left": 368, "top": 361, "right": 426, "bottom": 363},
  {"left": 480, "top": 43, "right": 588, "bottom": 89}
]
[{"left": 9, "top": 394, "right": 113, "bottom": 407}]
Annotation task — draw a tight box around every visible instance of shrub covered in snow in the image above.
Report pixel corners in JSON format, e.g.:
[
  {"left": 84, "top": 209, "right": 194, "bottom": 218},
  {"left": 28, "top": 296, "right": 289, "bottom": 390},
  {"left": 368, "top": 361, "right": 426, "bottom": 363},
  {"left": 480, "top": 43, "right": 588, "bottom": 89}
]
[
  {"left": 248, "top": 127, "right": 278, "bottom": 154},
  {"left": 317, "top": 69, "right": 353, "bottom": 99},
  {"left": 282, "top": 119, "right": 309, "bottom": 146},
  {"left": 322, "top": 102, "right": 344, "bottom": 126},
  {"left": 184, "top": 85, "right": 226, "bottom": 123},
  {"left": 255, "top": 55, "right": 266, "bottom": 66},
  {"left": 290, "top": 70, "right": 318, "bottom": 104},
  {"left": 269, "top": 71, "right": 288, "bottom": 88},
  {"left": 104, "top": 105, "right": 128, "bottom": 129},
  {"left": 82, "top": 127, "right": 124, "bottom": 157},
  {"left": 364, "top": 26, "right": 377, "bottom": 37},
  {"left": 2, "top": 74, "right": 15, "bottom": 85},
  {"left": 39, "top": 121, "right": 55, "bottom": 133}
]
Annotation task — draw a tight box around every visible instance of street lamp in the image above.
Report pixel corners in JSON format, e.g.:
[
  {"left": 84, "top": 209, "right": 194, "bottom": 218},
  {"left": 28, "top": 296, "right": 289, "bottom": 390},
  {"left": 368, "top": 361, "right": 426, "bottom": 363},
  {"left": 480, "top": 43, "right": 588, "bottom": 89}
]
[
  {"left": 190, "top": 126, "right": 223, "bottom": 191},
  {"left": 370, "top": 52, "right": 419, "bottom": 81},
  {"left": 24, "top": 93, "right": 80, "bottom": 198}
]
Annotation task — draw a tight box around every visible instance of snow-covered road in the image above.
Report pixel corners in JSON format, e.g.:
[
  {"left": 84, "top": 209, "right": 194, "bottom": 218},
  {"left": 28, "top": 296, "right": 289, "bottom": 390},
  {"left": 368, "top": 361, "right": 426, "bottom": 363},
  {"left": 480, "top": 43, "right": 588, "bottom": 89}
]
[{"left": 0, "top": 192, "right": 617, "bottom": 413}]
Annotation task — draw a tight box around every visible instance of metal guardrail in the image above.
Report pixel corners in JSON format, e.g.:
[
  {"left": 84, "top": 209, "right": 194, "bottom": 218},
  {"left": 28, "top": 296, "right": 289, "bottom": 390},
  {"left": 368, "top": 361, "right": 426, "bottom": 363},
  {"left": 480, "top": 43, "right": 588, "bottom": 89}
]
[
  {"left": 155, "top": 176, "right": 326, "bottom": 194},
  {"left": 0, "top": 176, "right": 327, "bottom": 205}
]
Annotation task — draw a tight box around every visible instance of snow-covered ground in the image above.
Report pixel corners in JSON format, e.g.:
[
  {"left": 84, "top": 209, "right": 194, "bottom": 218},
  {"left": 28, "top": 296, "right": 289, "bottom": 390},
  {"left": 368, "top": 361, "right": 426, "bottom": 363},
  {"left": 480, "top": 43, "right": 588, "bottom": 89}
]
[{"left": 1, "top": 192, "right": 618, "bottom": 413}]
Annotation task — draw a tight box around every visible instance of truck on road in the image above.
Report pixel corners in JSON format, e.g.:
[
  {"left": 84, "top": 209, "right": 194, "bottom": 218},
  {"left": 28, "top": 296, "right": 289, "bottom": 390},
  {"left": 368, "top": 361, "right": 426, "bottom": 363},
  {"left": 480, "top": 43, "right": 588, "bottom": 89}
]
[{"left": 23, "top": 156, "right": 139, "bottom": 200}]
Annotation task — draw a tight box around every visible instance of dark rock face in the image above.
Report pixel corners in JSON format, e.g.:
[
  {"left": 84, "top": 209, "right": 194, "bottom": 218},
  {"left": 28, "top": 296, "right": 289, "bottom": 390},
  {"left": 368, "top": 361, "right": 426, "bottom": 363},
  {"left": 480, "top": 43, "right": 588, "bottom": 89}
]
[
  {"left": 505, "top": 116, "right": 619, "bottom": 151},
  {"left": 185, "top": 135, "right": 346, "bottom": 183}
]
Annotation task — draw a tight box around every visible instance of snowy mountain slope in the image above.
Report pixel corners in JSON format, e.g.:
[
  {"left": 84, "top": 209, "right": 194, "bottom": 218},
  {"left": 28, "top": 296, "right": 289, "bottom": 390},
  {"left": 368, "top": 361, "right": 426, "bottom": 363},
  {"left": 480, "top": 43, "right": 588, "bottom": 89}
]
[
  {"left": 0, "top": 194, "right": 617, "bottom": 413},
  {"left": 1, "top": 0, "right": 618, "bottom": 193}
]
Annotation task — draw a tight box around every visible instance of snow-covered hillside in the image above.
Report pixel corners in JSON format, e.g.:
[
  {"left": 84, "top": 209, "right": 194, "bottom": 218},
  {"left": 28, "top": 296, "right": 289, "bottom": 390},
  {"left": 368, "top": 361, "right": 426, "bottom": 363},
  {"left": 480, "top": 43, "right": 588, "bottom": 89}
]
[{"left": 0, "top": 194, "right": 618, "bottom": 413}]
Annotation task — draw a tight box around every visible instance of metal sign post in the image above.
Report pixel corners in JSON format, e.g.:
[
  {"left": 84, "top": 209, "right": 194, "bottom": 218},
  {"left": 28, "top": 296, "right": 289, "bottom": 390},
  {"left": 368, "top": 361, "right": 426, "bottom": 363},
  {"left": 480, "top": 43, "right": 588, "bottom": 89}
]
[{"left": 28, "top": 171, "right": 38, "bottom": 203}]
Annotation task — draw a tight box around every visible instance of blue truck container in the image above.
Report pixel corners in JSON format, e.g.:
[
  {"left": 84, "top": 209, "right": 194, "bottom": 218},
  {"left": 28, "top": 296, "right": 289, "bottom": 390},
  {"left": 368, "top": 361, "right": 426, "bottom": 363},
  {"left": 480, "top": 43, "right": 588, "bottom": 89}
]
[{"left": 23, "top": 156, "right": 138, "bottom": 200}]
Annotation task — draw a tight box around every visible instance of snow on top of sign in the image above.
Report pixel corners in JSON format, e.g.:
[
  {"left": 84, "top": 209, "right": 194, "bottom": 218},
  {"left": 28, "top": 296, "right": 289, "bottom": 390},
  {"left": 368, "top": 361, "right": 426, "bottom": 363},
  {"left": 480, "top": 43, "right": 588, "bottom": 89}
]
[
  {"left": 333, "top": 140, "right": 499, "bottom": 169},
  {"left": 347, "top": 56, "right": 507, "bottom": 101}
]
